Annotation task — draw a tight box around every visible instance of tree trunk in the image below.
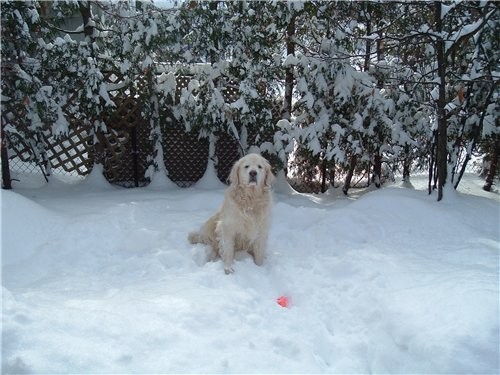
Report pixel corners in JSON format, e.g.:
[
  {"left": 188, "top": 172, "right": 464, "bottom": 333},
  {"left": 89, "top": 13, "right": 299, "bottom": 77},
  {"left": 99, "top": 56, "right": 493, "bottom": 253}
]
[
  {"left": 79, "top": 1, "right": 104, "bottom": 172},
  {"left": 282, "top": 14, "right": 296, "bottom": 120},
  {"left": 330, "top": 159, "right": 336, "bottom": 188},
  {"left": 403, "top": 145, "right": 411, "bottom": 182},
  {"left": 78, "top": 1, "right": 94, "bottom": 40},
  {"left": 455, "top": 84, "right": 496, "bottom": 189},
  {"left": 366, "top": 4, "right": 384, "bottom": 189},
  {"left": 363, "top": 2, "right": 371, "bottom": 72},
  {"left": 1, "top": 115, "right": 12, "bottom": 189},
  {"left": 454, "top": 142, "right": 473, "bottom": 189},
  {"left": 483, "top": 135, "right": 499, "bottom": 192},
  {"left": 343, "top": 154, "right": 357, "bottom": 195},
  {"left": 435, "top": 1, "right": 448, "bottom": 201},
  {"left": 372, "top": 154, "right": 382, "bottom": 188},
  {"left": 321, "top": 158, "right": 327, "bottom": 193},
  {"left": 209, "top": 1, "right": 219, "bottom": 65},
  {"left": 428, "top": 131, "right": 435, "bottom": 194}
]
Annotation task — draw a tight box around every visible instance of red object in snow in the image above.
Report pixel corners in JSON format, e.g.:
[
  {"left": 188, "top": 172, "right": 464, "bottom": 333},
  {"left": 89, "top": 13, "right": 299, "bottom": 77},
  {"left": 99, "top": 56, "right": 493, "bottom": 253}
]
[{"left": 277, "top": 295, "right": 290, "bottom": 308}]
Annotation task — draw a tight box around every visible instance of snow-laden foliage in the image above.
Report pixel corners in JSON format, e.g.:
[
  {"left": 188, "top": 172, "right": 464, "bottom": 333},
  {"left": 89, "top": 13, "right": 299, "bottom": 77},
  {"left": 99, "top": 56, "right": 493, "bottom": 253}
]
[{"left": 1, "top": 0, "right": 498, "bottom": 195}]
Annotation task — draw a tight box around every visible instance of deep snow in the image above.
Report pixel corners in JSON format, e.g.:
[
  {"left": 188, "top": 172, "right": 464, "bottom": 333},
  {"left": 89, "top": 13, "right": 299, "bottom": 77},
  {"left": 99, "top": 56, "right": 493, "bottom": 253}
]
[{"left": 1, "top": 170, "right": 499, "bottom": 374}]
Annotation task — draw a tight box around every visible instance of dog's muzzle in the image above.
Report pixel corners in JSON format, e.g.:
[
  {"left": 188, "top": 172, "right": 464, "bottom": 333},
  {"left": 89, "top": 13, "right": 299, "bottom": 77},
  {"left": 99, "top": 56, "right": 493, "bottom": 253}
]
[{"left": 249, "top": 170, "right": 258, "bottom": 184}]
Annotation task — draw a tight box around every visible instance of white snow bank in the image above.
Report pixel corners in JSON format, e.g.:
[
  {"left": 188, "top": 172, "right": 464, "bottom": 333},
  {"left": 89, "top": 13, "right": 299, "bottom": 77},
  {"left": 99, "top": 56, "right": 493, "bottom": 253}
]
[
  {"left": 1, "top": 191, "right": 63, "bottom": 267},
  {"left": 1, "top": 177, "right": 499, "bottom": 373}
]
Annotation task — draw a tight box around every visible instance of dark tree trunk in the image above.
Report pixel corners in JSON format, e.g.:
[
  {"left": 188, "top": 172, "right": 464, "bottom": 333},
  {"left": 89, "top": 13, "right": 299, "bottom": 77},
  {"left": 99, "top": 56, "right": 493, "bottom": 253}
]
[
  {"left": 209, "top": 1, "right": 219, "bottom": 65},
  {"left": 435, "top": 1, "right": 448, "bottom": 201},
  {"left": 372, "top": 154, "right": 382, "bottom": 188},
  {"left": 321, "top": 158, "right": 327, "bottom": 193},
  {"left": 78, "top": 1, "right": 94, "bottom": 39},
  {"left": 330, "top": 159, "right": 336, "bottom": 188},
  {"left": 428, "top": 131, "right": 437, "bottom": 194},
  {"left": 282, "top": 14, "right": 296, "bottom": 120},
  {"left": 403, "top": 145, "right": 411, "bottom": 182},
  {"left": 79, "top": 1, "right": 103, "bottom": 171},
  {"left": 455, "top": 85, "right": 496, "bottom": 189},
  {"left": 454, "top": 143, "right": 473, "bottom": 189},
  {"left": 1, "top": 115, "right": 12, "bottom": 189},
  {"left": 484, "top": 135, "right": 499, "bottom": 192},
  {"left": 363, "top": 2, "right": 371, "bottom": 72},
  {"left": 343, "top": 154, "right": 357, "bottom": 195},
  {"left": 365, "top": 4, "right": 385, "bottom": 189}
]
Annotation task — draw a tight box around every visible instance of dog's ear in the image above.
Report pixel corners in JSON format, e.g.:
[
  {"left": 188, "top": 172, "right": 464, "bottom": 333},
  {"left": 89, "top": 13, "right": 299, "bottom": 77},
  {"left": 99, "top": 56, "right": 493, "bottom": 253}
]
[
  {"left": 229, "top": 159, "right": 241, "bottom": 187},
  {"left": 264, "top": 161, "right": 275, "bottom": 187}
]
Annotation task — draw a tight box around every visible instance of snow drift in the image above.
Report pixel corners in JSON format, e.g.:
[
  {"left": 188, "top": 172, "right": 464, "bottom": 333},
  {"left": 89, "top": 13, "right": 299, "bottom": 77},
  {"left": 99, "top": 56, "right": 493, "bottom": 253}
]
[{"left": 1, "top": 177, "right": 499, "bottom": 373}]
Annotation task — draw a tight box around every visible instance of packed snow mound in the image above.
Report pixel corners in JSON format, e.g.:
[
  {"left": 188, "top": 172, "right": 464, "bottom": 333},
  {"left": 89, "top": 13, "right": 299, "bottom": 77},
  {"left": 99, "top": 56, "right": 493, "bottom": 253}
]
[
  {"left": 1, "top": 190, "right": 63, "bottom": 267},
  {"left": 1, "top": 182, "right": 499, "bottom": 374}
]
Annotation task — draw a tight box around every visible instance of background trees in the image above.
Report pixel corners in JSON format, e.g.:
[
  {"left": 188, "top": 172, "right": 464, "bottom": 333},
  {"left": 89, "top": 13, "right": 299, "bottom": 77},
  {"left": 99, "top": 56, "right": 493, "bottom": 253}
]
[{"left": 2, "top": 0, "right": 498, "bottom": 197}]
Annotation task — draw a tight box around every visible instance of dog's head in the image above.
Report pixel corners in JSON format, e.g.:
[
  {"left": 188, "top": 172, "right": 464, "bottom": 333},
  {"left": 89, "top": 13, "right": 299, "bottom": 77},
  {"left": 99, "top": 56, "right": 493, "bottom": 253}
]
[{"left": 229, "top": 153, "right": 275, "bottom": 190}]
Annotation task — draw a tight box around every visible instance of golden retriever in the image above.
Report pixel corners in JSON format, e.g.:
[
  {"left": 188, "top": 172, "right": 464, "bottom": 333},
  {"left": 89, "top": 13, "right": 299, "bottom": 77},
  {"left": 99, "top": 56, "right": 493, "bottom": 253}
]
[{"left": 188, "top": 153, "right": 275, "bottom": 274}]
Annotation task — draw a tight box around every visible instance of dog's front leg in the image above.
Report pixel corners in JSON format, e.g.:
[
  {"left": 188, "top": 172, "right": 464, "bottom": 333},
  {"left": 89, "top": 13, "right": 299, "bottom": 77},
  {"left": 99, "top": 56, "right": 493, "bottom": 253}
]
[
  {"left": 221, "top": 239, "right": 235, "bottom": 274},
  {"left": 251, "top": 237, "right": 267, "bottom": 267},
  {"left": 218, "top": 228, "right": 235, "bottom": 274},
  {"left": 215, "top": 220, "right": 234, "bottom": 274}
]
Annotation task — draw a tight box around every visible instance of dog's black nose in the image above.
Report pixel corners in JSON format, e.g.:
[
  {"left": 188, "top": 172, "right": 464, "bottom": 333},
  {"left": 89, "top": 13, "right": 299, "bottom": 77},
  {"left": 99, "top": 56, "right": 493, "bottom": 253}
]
[{"left": 249, "top": 170, "right": 257, "bottom": 177}]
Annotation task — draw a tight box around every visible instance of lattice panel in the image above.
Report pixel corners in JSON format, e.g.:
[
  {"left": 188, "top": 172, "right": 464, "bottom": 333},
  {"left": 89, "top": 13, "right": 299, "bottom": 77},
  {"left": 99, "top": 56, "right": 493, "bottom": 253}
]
[
  {"left": 168, "top": 75, "right": 241, "bottom": 185},
  {"left": 222, "top": 80, "right": 239, "bottom": 103},
  {"left": 5, "top": 132, "right": 40, "bottom": 174},
  {"left": 7, "top": 133, "right": 33, "bottom": 162},
  {"left": 102, "top": 125, "right": 153, "bottom": 188},
  {"left": 107, "top": 97, "right": 143, "bottom": 130},
  {"left": 173, "top": 76, "right": 239, "bottom": 104},
  {"left": 162, "top": 120, "right": 209, "bottom": 188},
  {"left": 175, "top": 76, "right": 191, "bottom": 103},
  {"left": 101, "top": 128, "right": 130, "bottom": 183},
  {"left": 43, "top": 125, "right": 93, "bottom": 176},
  {"left": 215, "top": 131, "right": 241, "bottom": 184},
  {"left": 4, "top": 108, "right": 38, "bottom": 169},
  {"left": 98, "top": 71, "right": 154, "bottom": 187}
]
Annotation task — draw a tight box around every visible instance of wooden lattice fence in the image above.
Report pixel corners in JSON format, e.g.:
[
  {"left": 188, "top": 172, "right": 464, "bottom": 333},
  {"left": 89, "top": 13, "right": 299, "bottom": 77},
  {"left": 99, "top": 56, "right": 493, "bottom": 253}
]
[
  {"left": 98, "top": 72, "right": 154, "bottom": 188},
  {"left": 2, "top": 106, "right": 94, "bottom": 179},
  {"left": 162, "top": 123, "right": 209, "bottom": 187},
  {"left": 2, "top": 71, "right": 275, "bottom": 188},
  {"left": 45, "top": 126, "right": 94, "bottom": 176}
]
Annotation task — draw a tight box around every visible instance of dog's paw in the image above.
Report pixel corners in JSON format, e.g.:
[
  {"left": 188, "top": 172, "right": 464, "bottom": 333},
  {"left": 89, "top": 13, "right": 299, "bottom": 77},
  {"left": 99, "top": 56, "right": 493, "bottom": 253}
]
[
  {"left": 224, "top": 266, "right": 235, "bottom": 275},
  {"left": 188, "top": 231, "right": 200, "bottom": 244},
  {"left": 253, "top": 255, "right": 264, "bottom": 266}
]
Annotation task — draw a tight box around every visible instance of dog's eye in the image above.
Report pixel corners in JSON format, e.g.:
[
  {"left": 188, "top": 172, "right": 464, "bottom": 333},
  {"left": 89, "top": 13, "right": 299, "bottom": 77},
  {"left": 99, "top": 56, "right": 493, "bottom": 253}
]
[
  {"left": 244, "top": 165, "right": 249, "bottom": 169},
  {"left": 258, "top": 165, "right": 263, "bottom": 169}
]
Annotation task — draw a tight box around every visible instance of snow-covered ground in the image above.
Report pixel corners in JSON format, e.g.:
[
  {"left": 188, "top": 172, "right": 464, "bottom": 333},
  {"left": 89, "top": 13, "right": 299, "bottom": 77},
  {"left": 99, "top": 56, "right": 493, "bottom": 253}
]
[{"left": 1, "top": 168, "right": 499, "bottom": 374}]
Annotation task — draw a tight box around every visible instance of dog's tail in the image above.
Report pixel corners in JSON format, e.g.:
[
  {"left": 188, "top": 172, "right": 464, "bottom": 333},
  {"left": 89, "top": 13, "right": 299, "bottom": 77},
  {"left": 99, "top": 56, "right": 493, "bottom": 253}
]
[{"left": 188, "top": 231, "right": 203, "bottom": 244}]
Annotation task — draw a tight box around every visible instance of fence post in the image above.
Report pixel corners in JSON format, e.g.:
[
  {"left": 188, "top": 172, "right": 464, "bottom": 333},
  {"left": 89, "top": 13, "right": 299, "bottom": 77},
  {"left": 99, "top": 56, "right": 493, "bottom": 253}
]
[{"left": 131, "top": 125, "right": 139, "bottom": 187}]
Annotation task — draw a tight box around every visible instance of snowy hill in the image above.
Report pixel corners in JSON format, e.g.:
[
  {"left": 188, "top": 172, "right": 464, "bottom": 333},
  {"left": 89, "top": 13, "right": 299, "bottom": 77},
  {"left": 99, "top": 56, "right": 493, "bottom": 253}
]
[{"left": 1, "top": 174, "right": 499, "bottom": 373}]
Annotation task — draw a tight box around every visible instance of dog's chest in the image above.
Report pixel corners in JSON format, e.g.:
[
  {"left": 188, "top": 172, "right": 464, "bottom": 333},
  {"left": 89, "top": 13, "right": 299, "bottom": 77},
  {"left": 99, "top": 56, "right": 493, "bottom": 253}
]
[
  {"left": 233, "top": 201, "right": 267, "bottom": 234},
  {"left": 226, "top": 190, "right": 270, "bottom": 231},
  {"left": 240, "top": 200, "right": 267, "bottom": 220},
  {"left": 235, "top": 208, "right": 264, "bottom": 243},
  {"left": 242, "top": 205, "right": 256, "bottom": 216}
]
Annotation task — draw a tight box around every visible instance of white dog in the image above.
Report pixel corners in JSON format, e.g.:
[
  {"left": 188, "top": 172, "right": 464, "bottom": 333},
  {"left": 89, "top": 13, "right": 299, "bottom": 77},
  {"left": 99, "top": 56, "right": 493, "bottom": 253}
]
[{"left": 188, "top": 153, "right": 275, "bottom": 274}]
